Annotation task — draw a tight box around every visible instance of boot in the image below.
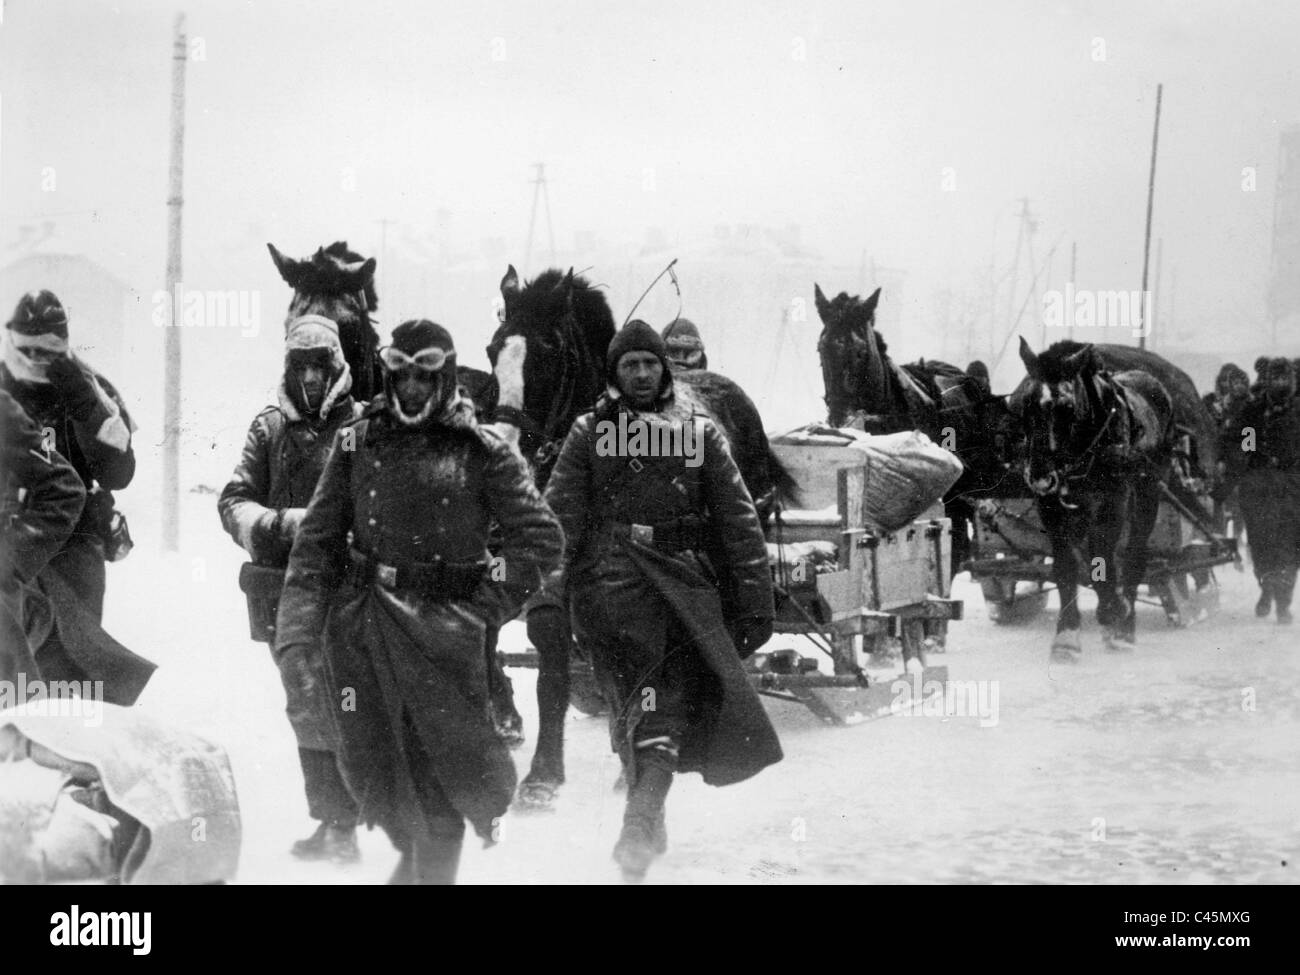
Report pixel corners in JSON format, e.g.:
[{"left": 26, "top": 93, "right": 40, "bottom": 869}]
[
  {"left": 412, "top": 824, "right": 464, "bottom": 886},
  {"left": 613, "top": 748, "right": 675, "bottom": 883},
  {"left": 388, "top": 851, "right": 414, "bottom": 885},
  {"left": 291, "top": 822, "right": 360, "bottom": 863},
  {"left": 1275, "top": 578, "right": 1294, "bottom": 625},
  {"left": 1255, "top": 580, "right": 1273, "bottom": 618}
]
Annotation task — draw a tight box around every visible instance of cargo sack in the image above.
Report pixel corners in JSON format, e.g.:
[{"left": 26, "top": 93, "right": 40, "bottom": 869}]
[
  {"left": 238, "top": 562, "right": 286, "bottom": 643},
  {"left": 859, "top": 430, "right": 963, "bottom": 531}
]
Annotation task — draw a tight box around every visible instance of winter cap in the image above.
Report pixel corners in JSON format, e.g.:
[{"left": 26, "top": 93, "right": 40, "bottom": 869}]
[
  {"left": 1262, "top": 357, "right": 1295, "bottom": 383},
  {"left": 1214, "top": 362, "right": 1248, "bottom": 390},
  {"left": 391, "top": 318, "right": 455, "bottom": 359},
  {"left": 607, "top": 319, "right": 668, "bottom": 375},
  {"left": 7, "top": 290, "right": 69, "bottom": 340},
  {"left": 661, "top": 317, "right": 703, "bottom": 353}
]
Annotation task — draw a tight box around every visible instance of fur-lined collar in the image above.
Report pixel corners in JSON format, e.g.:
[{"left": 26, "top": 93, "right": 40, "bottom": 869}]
[
  {"left": 278, "top": 362, "right": 352, "bottom": 424},
  {"left": 599, "top": 380, "right": 695, "bottom": 425},
  {"left": 371, "top": 389, "right": 479, "bottom": 433}
]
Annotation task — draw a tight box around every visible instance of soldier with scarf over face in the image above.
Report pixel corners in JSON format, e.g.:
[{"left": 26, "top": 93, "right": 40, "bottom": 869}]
[
  {"left": 219, "top": 315, "right": 362, "bottom": 863},
  {"left": 543, "top": 320, "right": 782, "bottom": 882},
  {"left": 0, "top": 290, "right": 134, "bottom": 623},
  {"left": 276, "top": 319, "right": 562, "bottom": 884},
  {"left": 0, "top": 290, "right": 153, "bottom": 705},
  {"left": 1231, "top": 357, "right": 1300, "bottom": 623}
]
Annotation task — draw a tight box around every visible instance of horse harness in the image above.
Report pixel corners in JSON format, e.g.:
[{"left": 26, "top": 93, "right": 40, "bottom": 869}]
[{"left": 490, "top": 309, "right": 587, "bottom": 481}]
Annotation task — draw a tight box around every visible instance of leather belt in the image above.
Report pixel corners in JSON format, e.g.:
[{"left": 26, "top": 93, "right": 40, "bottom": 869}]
[
  {"left": 606, "top": 517, "right": 706, "bottom": 554},
  {"left": 348, "top": 548, "right": 486, "bottom": 600}
]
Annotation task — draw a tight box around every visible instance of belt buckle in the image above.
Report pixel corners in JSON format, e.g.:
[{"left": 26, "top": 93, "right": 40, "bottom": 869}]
[
  {"left": 630, "top": 523, "right": 654, "bottom": 544},
  {"left": 376, "top": 562, "right": 398, "bottom": 587}
]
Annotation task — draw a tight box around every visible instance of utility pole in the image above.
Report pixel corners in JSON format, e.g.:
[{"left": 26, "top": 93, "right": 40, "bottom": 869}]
[
  {"left": 524, "top": 163, "right": 555, "bottom": 273},
  {"left": 1003, "top": 198, "right": 1034, "bottom": 355},
  {"left": 375, "top": 216, "right": 394, "bottom": 319},
  {"left": 1068, "top": 240, "right": 1077, "bottom": 341},
  {"left": 1138, "top": 83, "right": 1163, "bottom": 350},
  {"left": 1151, "top": 236, "right": 1163, "bottom": 350},
  {"left": 161, "top": 13, "right": 187, "bottom": 552}
]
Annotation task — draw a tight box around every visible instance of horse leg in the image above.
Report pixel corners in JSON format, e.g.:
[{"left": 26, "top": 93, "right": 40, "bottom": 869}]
[
  {"left": 1115, "top": 482, "right": 1162, "bottom": 646},
  {"left": 946, "top": 496, "right": 972, "bottom": 582},
  {"left": 1087, "top": 489, "right": 1131, "bottom": 650},
  {"left": 484, "top": 625, "right": 525, "bottom": 747},
  {"left": 518, "top": 604, "right": 570, "bottom": 808},
  {"left": 1040, "top": 500, "right": 1083, "bottom": 662}
]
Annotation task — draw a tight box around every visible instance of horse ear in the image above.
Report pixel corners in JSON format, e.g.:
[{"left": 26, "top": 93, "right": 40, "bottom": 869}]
[
  {"left": 341, "top": 257, "right": 377, "bottom": 291},
  {"left": 563, "top": 268, "right": 576, "bottom": 309},
  {"left": 814, "top": 284, "right": 830, "bottom": 319},
  {"left": 864, "top": 287, "right": 882, "bottom": 314},
  {"left": 1062, "top": 344, "right": 1095, "bottom": 375},
  {"left": 501, "top": 265, "right": 520, "bottom": 296},
  {"left": 267, "top": 243, "right": 303, "bottom": 288},
  {"left": 1018, "top": 336, "right": 1041, "bottom": 379}
]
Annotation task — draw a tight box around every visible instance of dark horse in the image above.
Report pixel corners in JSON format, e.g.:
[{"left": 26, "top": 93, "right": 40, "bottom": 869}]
[
  {"left": 814, "top": 284, "right": 1017, "bottom": 574},
  {"left": 268, "top": 241, "right": 384, "bottom": 401},
  {"left": 484, "top": 265, "right": 798, "bottom": 807},
  {"left": 1013, "top": 338, "right": 1178, "bottom": 660}
]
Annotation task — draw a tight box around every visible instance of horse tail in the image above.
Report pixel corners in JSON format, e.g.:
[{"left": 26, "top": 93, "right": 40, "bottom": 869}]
[{"left": 762, "top": 446, "right": 802, "bottom": 515}]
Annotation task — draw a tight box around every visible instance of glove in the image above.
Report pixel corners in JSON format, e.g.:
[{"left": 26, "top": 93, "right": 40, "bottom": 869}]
[
  {"left": 731, "top": 615, "right": 773, "bottom": 658},
  {"left": 46, "top": 356, "right": 101, "bottom": 422},
  {"left": 277, "top": 507, "right": 307, "bottom": 543}
]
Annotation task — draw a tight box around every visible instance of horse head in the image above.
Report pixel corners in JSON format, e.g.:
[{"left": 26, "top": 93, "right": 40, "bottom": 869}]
[
  {"left": 814, "top": 284, "right": 887, "bottom": 427},
  {"left": 269, "top": 241, "right": 381, "bottom": 401},
  {"left": 488, "top": 265, "right": 614, "bottom": 482},
  {"left": 1015, "top": 337, "right": 1109, "bottom": 500}
]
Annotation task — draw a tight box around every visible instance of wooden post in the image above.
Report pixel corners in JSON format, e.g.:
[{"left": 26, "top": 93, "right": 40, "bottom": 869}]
[
  {"left": 1068, "top": 241, "right": 1077, "bottom": 341},
  {"left": 1138, "top": 83, "right": 1163, "bottom": 350},
  {"left": 162, "top": 13, "right": 187, "bottom": 552}
]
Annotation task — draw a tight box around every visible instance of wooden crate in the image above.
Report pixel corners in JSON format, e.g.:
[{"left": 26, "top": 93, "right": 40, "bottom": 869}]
[{"left": 772, "top": 432, "right": 947, "bottom": 535}]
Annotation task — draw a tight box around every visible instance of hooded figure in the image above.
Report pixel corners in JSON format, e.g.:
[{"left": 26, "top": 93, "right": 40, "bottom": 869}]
[
  {"left": 660, "top": 317, "right": 707, "bottom": 372},
  {"left": 966, "top": 360, "right": 992, "bottom": 397},
  {"left": 0, "top": 290, "right": 151, "bottom": 705},
  {"left": 275, "top": 318, "right": 563, "bottom": 884},
  {"left": 218, "top": 313, "right": 362, "bottom": 862},
  {"left": 543, "top": 319, "right": 780, "bottom": 882},
  {"left": 0, "top": 290, "right": 135, "bottom": 620},
  {"left": 1233, "top": 356, "right": 1300, "bottom": 623}
]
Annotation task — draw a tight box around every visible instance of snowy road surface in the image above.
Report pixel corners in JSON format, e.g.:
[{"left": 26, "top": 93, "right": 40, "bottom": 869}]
[{"left": 106, "top": 493, "right": 1298, "bottom": 884}]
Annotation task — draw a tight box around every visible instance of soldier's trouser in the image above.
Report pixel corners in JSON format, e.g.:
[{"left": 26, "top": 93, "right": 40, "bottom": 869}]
[
  {"left": 385, "top": 710, "right": 465, "bottom": 885},
  {"left": 1239, "top": 470, "right": 1300, "bottom": 608},
  {"left": 578, "top": 607, "right": 701, "bottom": 765},
  {"left": 298, "top": 747, "right": 358, "bottom": 829}
]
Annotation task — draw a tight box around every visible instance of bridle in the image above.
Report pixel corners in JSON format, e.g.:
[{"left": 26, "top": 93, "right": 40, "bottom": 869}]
[{"left": 1023, "top": 371, "right": 1124, "bottom": 502}]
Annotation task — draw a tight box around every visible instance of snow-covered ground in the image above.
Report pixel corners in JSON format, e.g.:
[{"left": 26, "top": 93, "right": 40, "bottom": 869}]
[{"left": 105, "top": 488, "right": 1298, "bottom": 885}]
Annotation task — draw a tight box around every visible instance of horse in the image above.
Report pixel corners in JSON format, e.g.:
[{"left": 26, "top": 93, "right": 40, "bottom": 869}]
[
  {"left": 268, "top": 241, "right": 384, "bottom": 402},
  {"left": 1012, "top": 338, "right": 1177, "bottom": 660},
  {"left": 813, "top": 284, "right": 1017, "bottom": 575},
  {"left": 486, "top": 265, "right": 799, "bottom": 808}
]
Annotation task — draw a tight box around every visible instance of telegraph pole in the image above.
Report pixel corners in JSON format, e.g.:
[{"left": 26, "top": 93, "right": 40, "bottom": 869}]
[
  {"left": 162, "top": 13, "right": 187, "bottom": 552},
  {"left": 1138, "top": 83, "right": 1163, "bottom": 350},
  {"left": 524, "top": 163, "right": 556, "bottom": 273}
]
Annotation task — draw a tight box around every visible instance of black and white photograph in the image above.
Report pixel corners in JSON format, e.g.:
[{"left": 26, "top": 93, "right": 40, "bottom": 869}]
[{"left": 0, "top": 0, "right": 1294, "bottom": 913}]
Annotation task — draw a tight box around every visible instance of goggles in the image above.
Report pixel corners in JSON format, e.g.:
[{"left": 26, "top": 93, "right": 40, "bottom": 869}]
[{"left": 379, "top": 345, "right": 450, "bottom": 375}]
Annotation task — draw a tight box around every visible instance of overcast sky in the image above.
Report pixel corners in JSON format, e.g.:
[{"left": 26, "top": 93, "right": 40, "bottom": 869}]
[{"left": 3, "top": 0, "right": 1298, "bottom": 419}]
